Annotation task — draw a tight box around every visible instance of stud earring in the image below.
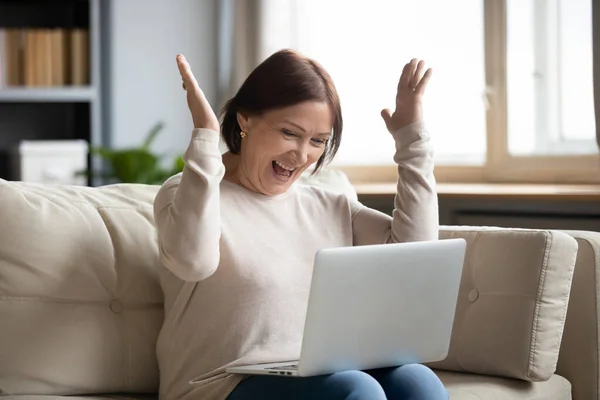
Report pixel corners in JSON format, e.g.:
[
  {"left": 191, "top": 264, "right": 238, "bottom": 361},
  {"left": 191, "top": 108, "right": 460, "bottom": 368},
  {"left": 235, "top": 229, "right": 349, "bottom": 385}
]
[{"left": 240, "top": 131, "right": 247, "bottom": 138}]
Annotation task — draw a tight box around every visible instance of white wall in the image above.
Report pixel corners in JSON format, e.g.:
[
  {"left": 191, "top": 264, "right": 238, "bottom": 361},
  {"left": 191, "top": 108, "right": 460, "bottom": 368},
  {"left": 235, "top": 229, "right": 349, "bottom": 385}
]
[{"left": 108, "top": 0, "right": 217, "bottom": 161}]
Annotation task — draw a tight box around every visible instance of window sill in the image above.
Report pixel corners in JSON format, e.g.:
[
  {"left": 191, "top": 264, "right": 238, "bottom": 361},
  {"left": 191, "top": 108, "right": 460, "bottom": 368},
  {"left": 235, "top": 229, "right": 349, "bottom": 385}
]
[{"left": 354, "top": 183, "right": 600, "bottom": 202}]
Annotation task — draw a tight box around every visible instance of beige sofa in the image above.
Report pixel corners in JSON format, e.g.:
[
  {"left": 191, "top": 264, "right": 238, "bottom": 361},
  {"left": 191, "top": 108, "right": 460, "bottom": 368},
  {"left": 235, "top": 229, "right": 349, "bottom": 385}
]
[{"left": 0, "top": 175, "right": 599, "bottom": 400}]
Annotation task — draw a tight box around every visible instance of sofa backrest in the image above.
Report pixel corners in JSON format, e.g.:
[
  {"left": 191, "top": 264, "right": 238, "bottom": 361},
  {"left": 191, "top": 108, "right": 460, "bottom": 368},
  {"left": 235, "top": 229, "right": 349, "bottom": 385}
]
[{"left": 0, "top": 179, "right": 163, "bottom": 396}]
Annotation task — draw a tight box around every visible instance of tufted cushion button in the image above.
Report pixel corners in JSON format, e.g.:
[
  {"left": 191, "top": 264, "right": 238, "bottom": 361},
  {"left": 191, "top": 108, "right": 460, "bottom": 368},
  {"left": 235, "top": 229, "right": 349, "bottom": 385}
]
[
  {"left": 468, "top": 288, "right": 479, "bottom": 303},
  {"left": 110, "top": 299, "right": 123, "bottom": 314}
]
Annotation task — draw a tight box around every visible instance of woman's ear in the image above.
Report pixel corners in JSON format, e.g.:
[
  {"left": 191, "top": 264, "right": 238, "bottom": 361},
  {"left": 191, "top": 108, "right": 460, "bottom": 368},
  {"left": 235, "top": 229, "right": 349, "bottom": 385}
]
[{"left": 236, "top": 112, "right": 250, "bottom": 132}]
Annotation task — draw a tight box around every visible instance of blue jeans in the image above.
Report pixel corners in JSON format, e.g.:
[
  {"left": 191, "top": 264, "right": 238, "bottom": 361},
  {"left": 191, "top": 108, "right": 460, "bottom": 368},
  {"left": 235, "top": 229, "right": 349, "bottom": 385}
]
[{"left": 226, "top": 364, "right": 448, "bottom": 400}]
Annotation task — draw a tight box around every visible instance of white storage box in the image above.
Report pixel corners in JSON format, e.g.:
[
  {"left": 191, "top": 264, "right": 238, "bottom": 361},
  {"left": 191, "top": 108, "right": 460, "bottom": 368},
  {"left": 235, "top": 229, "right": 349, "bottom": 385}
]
[{"left": 13, "top": 140, "right": 89, "bottom": 185}]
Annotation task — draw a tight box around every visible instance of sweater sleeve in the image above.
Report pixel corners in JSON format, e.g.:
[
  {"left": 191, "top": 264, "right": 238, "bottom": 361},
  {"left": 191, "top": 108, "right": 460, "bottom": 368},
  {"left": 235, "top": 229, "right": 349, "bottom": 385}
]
[
  {"left": 153, "top": 128, "right": 225, "bottom": 281},
  {"left": 351, "top": 121, "right": 439, "bottom": 245}
]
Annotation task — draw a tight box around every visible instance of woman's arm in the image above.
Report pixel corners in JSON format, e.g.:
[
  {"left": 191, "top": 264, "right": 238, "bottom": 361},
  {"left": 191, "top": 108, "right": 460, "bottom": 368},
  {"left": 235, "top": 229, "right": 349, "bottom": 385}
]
[
  {"left": 154, "top": 129, "right": 225, "bottom": 281},
  {"left": 153, "top": 54, "right": 224, "bottom": 281},
  {"left": 351, "top": 121, "right": 438, "bottom": 245},
  {"left": 352, "top": 58, "right": 438, "bottom": 245}
]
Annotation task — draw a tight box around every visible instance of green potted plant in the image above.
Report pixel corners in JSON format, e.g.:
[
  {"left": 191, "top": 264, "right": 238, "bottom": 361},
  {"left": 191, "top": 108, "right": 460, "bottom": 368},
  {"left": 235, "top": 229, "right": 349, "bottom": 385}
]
[{"left": 83, "top": 121, "right": 184, "bottom": 185}]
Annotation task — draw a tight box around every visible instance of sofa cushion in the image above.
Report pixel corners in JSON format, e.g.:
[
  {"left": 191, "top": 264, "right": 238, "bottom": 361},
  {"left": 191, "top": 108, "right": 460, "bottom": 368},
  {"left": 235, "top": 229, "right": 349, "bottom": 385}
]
[
  {"left": 436, "top": 371, "right": 571, "bottom": 400},
  {"left": 427, "top": 226, "right": 578, "bottom": 382},
  {"left": 0, "top": 180, "right": 163, "bottom": 395}
]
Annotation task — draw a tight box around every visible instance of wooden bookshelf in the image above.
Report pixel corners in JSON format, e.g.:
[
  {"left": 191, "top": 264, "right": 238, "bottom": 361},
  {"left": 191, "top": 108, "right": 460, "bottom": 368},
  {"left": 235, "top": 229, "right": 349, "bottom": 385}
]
[{"left": 0, "top": 0, "right": 104, "bottom": 185}]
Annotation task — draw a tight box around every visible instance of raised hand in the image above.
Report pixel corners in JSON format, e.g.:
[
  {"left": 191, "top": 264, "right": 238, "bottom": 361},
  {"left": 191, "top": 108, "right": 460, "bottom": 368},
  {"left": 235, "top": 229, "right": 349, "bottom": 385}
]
[
  {"left": 177, "top": 54, "right": 220, "bottom": 132},
  {"left": 381, "top": 58, "right": 432, "bottom": 134}
]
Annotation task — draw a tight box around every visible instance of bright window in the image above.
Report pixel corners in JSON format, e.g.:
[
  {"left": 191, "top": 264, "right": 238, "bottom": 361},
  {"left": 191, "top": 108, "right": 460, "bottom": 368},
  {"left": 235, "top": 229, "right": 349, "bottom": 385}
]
[{"left": 507, "top": 0, "right": 596, "bottom": 156}]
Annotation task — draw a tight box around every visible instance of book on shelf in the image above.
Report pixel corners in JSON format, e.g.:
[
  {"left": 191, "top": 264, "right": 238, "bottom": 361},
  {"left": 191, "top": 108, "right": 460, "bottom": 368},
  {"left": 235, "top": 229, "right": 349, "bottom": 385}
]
[{"left": 0, "top": 28, "right": 89, "bottom": 88}]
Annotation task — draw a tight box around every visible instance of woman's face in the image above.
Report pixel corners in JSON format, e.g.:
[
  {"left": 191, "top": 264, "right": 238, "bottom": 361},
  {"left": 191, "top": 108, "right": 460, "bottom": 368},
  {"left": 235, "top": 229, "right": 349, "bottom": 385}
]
[{"left": 235, "top": 101, "right": 334, "bottom": 196}]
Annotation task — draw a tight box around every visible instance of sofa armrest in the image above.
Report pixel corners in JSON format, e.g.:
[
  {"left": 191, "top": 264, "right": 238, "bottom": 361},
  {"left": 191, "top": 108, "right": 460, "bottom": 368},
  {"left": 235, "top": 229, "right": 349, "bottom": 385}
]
[{"left": 556, "top": 230, "right": 600, "bottom": 400}]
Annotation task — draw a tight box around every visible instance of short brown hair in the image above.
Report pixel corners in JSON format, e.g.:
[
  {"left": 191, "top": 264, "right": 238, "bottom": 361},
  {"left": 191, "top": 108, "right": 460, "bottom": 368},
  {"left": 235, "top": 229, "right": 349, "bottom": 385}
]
[{"left": 220, "top": 49, "right": 343, "bottom": 173}]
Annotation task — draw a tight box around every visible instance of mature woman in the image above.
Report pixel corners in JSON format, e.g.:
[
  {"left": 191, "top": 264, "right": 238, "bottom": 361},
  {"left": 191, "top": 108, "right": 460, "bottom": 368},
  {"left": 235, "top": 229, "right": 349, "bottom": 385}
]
[{"left": 153, "top": 49, "right": 444, "bottom": 400}]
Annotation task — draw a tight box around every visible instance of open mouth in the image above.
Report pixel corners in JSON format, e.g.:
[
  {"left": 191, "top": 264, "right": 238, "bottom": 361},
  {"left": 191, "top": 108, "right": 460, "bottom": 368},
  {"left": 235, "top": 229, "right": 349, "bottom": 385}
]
[{"left": 272, "top": 160, "right": 296, "bottom": 179}]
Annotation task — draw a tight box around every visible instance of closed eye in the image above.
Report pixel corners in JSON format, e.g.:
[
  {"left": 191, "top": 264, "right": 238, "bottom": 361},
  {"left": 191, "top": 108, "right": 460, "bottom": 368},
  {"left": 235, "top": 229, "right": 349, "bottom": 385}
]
[
  {"left": 282, "top": 128, "right": 328, "bottom": 146},
  {"left": 281, "top": 129, "right": 298, "bottom": 138}
]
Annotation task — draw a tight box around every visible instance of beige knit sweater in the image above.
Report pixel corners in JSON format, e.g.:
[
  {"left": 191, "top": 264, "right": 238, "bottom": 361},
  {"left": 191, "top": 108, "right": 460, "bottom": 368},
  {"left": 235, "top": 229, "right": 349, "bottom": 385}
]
[{"left": 153, "top": 121, "right": 438, "bottom": 400}]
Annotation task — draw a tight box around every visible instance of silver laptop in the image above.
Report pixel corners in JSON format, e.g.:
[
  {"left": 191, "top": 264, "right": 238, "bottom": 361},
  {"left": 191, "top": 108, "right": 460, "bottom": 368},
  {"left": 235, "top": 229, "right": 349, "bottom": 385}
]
[{"left": 226, "top": 238, "right": 466, "bottom": 378}]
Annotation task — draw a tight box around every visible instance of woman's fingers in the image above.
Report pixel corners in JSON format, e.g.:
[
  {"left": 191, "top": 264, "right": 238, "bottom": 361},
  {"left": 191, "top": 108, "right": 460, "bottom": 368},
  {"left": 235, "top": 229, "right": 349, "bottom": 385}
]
[
  {"left": 406, "top": 59, "right": 418, "bottom": 88},
  {"left": 177, "top": 54, "right": 212, "bottom": 107},
  {"left": 176, "top": 54, "right": 220, "bottom": 130},
  {"left": 415, "top": 68, "right": 433, "bottom": 95},
  {"left": 398, "top": 58, "right": 431, "bottom": 94},
  {"left": 398, "top": 62, "right": 411, "bottom": 89},
  {"left": 177, "top": 54, "right": 198, "bottom": 89},
  {"left": 411, "top": 60, "right": 426, "bottom": 89},
  {"left": 399, "top": 58, "right": 422, "bottom": 91}
]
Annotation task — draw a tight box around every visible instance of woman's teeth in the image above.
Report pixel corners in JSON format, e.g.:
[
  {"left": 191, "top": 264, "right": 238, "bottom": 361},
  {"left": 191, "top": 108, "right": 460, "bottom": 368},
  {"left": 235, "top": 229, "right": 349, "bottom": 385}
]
[
  {"left": 272, "top": 160, "right": 295, "bottom": 178},
  {"left": 274, "top": 160, "right": 295, "bottom": 172}
]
